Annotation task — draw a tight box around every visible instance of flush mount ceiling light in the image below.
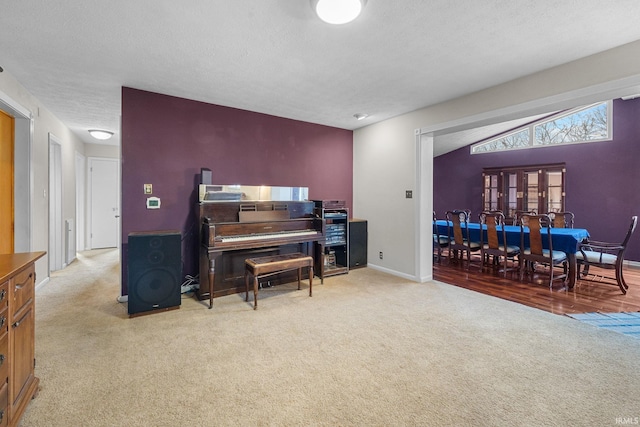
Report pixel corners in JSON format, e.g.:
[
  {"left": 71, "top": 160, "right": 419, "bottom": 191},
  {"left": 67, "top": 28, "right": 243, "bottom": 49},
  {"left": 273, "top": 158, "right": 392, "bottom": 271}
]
[
  {"left": 88, "top": 129, "right": 114, "bottom": 140},
  {"left": 312, "top": 0, "right": 367, "bottom": 25},
  {"left": 353, "top": 113, "right": 368, "bottom": 120}
]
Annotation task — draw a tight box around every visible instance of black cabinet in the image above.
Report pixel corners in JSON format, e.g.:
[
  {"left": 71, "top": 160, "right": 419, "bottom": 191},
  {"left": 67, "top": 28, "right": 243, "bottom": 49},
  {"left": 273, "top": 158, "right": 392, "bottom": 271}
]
[{"left": 313, "top": 201, "right": 349, "bottom": 279}]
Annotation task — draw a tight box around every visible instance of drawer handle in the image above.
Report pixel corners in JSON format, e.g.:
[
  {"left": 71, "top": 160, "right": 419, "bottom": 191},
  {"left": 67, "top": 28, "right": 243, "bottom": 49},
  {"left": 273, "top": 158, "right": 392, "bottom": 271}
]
[
  {"left": 0, "top": 289, "right": 5, "bottom": 301},
  {"left": 0, "top": 316, "right": 4, "bottom": 328},
  {"left": 0, "top": 409, "right": 3, "bottom": 423},
  {"left": 15, "top": 273, "right": 33, "bottom": 290},
  {"left": 0, "top": 354, "right": 4, "bottom": 366},
  {"left": 12, "top": 306, "right": 30, "bottom": 329}
]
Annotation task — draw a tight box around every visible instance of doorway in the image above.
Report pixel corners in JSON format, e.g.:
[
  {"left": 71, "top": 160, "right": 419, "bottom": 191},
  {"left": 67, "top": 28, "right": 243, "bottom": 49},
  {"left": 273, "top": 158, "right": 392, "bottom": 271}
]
[
  {"left": 75, "top": 152, "right": 86, "bottom": 251},
  {"left": 0, "top": 110, "right": 14, "bottom": 253},
  {"left": 48, "top": 134, "right": 63, "bottom": 271},
  {"left": 88, "top": 157, "right": 120, "bottom": 249}
]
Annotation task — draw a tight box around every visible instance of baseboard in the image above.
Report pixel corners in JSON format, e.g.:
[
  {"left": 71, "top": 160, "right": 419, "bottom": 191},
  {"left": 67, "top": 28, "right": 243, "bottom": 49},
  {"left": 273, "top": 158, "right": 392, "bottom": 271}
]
[
  {"left": 366, "top": 263, "right": 419, "bottom": 282},
  {"left": 35, "top": 276, "right": 50, "bottom": 292},
  {"left": 625, "top": 260, "right": 640, "bottom": 269}
]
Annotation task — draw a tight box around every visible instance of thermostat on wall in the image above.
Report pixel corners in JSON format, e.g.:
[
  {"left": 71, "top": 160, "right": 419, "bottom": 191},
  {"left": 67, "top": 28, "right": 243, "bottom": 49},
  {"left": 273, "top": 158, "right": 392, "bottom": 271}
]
[{"left": 146, "top": 197, "right": 161, "bottom": 209}]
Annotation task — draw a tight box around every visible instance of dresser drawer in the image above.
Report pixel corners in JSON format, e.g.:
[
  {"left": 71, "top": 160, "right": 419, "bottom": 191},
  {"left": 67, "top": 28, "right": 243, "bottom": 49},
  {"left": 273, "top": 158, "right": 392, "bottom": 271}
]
[
  {"left": 0, "top": 380, "right": 7, "bottom": 427},
  {"left": 0, "top": 307, "right": 6, "bottom": 335},
  {"left": 12, "top": 264, "right": 35, "bottom": 315},
  {"left": 0, "top": 331, "right": 6, "bottom": 385},
  {"left": 0, "top": 282, "right": 7, "bottom": 310}
]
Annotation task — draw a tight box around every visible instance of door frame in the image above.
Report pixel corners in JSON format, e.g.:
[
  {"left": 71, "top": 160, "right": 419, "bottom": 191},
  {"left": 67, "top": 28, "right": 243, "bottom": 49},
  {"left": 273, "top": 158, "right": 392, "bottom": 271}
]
[
  {"left": 87, "top": 156, "right": 120, "bottom": 249},
  {"left": 48, "top": 133, "right": 63, "bottom": 271},
  {"left": 0, "top": 90, "right": 32, "bottom": 253},
  {"left": 75, "top": 152, "right": 86, "bottom": 251}
]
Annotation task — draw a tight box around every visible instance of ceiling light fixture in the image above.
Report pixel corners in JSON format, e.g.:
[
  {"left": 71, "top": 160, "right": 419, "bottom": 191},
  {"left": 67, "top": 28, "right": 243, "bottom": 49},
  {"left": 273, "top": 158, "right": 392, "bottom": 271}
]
[
  {"left": 312, "top": 0, "right": 366, "bottom": 25},
  {"left": 354, "top": 113, "right": 368, "bottom": 120},
  {"left": 88, "top": 130, "right": 114, "bottom": 140}
]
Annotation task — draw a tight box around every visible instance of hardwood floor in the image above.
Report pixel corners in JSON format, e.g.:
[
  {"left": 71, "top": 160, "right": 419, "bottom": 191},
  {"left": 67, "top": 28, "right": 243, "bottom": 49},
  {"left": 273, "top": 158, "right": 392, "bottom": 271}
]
[{"left": 432, "top": 253, "right": 640, "bottom": 315}]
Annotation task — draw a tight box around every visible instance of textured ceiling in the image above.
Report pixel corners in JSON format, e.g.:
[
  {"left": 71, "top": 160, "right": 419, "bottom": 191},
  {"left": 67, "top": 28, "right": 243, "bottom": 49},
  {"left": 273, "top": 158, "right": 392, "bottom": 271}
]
[{"left": 2, "top": 1, "right": 640, "bottom": 155}]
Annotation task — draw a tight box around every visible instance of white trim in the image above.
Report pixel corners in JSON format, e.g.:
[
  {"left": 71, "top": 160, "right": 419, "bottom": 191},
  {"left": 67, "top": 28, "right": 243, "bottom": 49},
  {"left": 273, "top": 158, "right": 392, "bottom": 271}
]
[
  {"left": 0, "top": 91, "right": 33, "bottom": 253},
  {"left": 366, "top": 263, "right": 425, "bottom": 282},
  {"left": 48, "top": 133, "right": 64, "bottom": 272},
  {"left": 35, "top": 276, "right": 50, "bottom": 292},
  {"left": 75, "top": 152, "right": 86, "bottom": 251},
  {"left": 415, "top": 130, "right": 434, "bottom": 283},
  {"left": 0, "top": 89, "right": 32, "bottom": 119}
]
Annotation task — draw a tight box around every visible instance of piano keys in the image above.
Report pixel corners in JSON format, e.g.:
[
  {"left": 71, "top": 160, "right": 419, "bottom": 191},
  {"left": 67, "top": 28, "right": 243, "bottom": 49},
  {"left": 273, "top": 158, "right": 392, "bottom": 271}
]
[{"left": 197, "top": 196, "right": 325, "bottom": 308}]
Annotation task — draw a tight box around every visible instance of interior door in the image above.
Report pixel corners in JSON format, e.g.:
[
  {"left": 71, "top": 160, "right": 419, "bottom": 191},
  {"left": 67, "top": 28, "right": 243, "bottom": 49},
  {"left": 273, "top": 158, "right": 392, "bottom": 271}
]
[
  {"left": 0, "top": 110, "right": 14, "bottom": 254},
  {"left": 89, "top": 158, "right": 120, "bottom": 249},
  {"left": 49, "top": 135, "right": 63, "bottom": 271}
]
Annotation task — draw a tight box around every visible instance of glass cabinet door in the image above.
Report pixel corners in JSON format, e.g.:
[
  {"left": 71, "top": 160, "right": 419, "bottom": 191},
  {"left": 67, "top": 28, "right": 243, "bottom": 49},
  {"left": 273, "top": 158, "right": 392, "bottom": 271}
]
[
  {"left": 546, "top": 170, "right": 565, "bottom": 213},
  {"left": 523, "top": 170, "right": 540, "bottom": 213},
  {"left": 483, "top": 173, "right": 500, "bottom": 211},
  {"left": 503, "top": 172, "right": 519, "bottom": 219},
  {"left": 483, "top": 164, "right": 565, "bottom": 218}
]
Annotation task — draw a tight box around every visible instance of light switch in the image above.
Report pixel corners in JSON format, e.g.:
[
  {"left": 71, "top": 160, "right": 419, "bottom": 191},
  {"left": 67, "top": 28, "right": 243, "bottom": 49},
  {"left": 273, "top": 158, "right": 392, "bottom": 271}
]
[{"left": 144, "top": 184, "right": 152, "bottom": 194}]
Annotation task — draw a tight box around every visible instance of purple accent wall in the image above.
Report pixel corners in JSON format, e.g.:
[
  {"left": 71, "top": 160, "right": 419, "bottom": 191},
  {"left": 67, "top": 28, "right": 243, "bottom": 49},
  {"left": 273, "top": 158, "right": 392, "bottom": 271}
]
[
  {"left": 121, "top": 87, "right": 353, "bottom": 295},
  {"left": 434, "top": 98, "right": 640, "bottom": 262}
]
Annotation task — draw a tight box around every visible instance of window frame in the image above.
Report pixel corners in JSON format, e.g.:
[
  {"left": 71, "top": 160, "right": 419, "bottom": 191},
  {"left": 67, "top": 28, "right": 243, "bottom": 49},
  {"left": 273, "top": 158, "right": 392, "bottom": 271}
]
[{"left": 471, "top": 101, "right": 612, "bottom": 155}]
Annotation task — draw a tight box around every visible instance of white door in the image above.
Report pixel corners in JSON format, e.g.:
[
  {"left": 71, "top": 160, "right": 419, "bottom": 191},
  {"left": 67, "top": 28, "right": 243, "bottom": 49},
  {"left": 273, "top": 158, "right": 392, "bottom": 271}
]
[
  {"left": 75, "top": 152, "right": 86, "bottom": 251},
  {"left": 49, "top": 134, "right": 63, "bottom": 271},
  {"left": 89, "top": 157, "right": 120, "bottom": 249}
]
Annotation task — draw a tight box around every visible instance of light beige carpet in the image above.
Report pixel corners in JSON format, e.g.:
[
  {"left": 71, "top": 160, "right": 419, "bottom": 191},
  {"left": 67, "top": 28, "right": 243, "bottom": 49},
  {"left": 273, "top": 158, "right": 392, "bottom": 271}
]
[{"left": 20, "top": 248, "right": 640, "bottom": 426}]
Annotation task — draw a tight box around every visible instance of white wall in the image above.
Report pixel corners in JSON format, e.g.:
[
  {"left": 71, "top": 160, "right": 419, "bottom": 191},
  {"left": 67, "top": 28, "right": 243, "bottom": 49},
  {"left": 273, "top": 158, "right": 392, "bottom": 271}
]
[
  {"left": 354, "top": 39, "right": 640, "bottom": 281},
  {"left": 0, "top": 70, "right": 86, "bottom": 285}
]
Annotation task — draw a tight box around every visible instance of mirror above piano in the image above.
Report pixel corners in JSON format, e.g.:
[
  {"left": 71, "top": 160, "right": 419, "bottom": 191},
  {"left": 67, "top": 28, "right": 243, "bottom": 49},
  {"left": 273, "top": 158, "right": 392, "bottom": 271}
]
[{"left": 199, "top": 184, "right": 309, "bottom": 203}]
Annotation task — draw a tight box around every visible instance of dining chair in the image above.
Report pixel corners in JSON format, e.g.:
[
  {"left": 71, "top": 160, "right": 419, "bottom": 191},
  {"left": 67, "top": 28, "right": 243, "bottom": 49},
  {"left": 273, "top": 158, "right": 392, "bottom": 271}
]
[
  {"left": 513, "top": 210, "right": 537, "bottom": 226},
  {"left": 519, "top": 214, "right": 568, "bottom": 288},
  {"left": 576, "top": 215, "right": 637, "bottom": 294},
  {"left": 445, "top": 210, "right": 481, "bottom": 267},
  {"left": 546, "top": 211, "right": 574, "bottom": 228},
  {"left": 433, "top": 211, "right": 449, "bottom": 262},
  {"left": 478, "top": 211, "right": 519, "bottom": 276}
]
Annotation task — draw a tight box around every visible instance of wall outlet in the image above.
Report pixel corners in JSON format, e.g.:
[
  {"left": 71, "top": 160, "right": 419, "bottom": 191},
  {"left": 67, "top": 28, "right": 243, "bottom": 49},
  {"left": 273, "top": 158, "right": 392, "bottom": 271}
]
[
  {"left": 379, "top": 251, "right": 383, "bottom": 259},
  {"left": 406, "top": 190, "right": 412, "bottom": 198}
]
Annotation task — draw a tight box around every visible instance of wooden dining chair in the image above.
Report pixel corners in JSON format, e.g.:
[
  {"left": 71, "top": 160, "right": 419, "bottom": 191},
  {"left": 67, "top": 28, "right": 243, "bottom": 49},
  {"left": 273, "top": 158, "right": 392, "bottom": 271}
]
[
  {"left": 478, "top": 211, "right": 519, "bottom": 276},
  {"left": 513, "top": 210, "right": 537, "bottom": 226},
  {"left": 445, "top": 210, "right": 481, "bottom": 267},
  {"left": 546, "top": 211, "right": 574, "bottom": 228},
  {"left": 519, "top": 214, "right": 567, "bottom": 288},
  {"left": 576, "top": 215, "right": 637, "bottom": 294},
  {"left": 433, "top": 211, "right": 449, "bottom": 262}
]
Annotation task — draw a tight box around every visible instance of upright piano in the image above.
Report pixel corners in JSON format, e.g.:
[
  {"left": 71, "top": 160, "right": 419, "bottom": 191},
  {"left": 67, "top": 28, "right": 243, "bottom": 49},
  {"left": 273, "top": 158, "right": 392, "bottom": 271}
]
[{"left": 196, "top": 185, "right": 325, "bottom": 308}]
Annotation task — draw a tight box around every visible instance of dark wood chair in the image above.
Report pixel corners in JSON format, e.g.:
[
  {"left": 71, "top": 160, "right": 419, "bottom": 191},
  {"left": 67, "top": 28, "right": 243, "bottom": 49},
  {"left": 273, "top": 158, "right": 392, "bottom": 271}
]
[
  {"left": 478, "top": 211, "right": 519, "bottom": 276},
  {"left": 576, "top": 216, "right": 637, "bottom": 294},
  {"left": 513, "top": 210, "right": 537, "bottom": 226},
  {"left": 433, "top": 211, "right": 449, "bottom": 262},
  {"left": 445, "top": 210, "right": 481, "bottom": 267},
  {"left": 546, "top": 211, "right": 574, "bottom": 228},
  {"left": 519, "top": 214, "right": 567, "bottom": 288}
]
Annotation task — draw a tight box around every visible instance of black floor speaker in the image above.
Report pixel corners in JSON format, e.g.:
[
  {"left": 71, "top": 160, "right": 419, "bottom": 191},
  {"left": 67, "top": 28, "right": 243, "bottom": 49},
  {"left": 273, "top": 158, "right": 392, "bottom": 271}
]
[
  {"left": 349, "top": 219, "right": 367, "bottom": 269},
  {"left": 128, "top": 230, "right": 182, "bottom": 317}
]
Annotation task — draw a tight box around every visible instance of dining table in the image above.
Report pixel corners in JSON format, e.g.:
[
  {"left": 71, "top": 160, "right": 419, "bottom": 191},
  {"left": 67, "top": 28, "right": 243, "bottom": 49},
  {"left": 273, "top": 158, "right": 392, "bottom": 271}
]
[{"left": 434, "top": 220, "right": 590, "bottom": 289}]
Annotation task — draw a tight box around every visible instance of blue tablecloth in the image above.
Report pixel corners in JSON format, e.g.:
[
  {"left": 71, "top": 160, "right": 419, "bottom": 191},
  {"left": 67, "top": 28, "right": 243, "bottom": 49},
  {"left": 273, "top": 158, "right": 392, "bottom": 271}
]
[{"left": 434, "top": 220, "right": 589, "bottom": 254}]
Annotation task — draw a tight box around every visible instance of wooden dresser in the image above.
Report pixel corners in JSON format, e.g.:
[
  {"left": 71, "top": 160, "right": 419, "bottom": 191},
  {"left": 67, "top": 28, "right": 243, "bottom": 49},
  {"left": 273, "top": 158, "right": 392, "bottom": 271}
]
[{"left": 0, "top": 251, "right": 45, "bottom": 427}]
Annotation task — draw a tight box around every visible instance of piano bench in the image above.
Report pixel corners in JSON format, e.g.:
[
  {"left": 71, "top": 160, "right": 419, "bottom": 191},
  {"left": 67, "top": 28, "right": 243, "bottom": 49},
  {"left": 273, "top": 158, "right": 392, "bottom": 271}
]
[{"left": 244, "top": 252, "right": 314, "bottom": 310}]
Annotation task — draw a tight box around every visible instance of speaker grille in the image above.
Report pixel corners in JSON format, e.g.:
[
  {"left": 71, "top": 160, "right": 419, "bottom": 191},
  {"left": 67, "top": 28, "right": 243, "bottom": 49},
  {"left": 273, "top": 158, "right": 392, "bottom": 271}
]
[{"left": 128, "top": 231, "right": 181, "bottom": 315}]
